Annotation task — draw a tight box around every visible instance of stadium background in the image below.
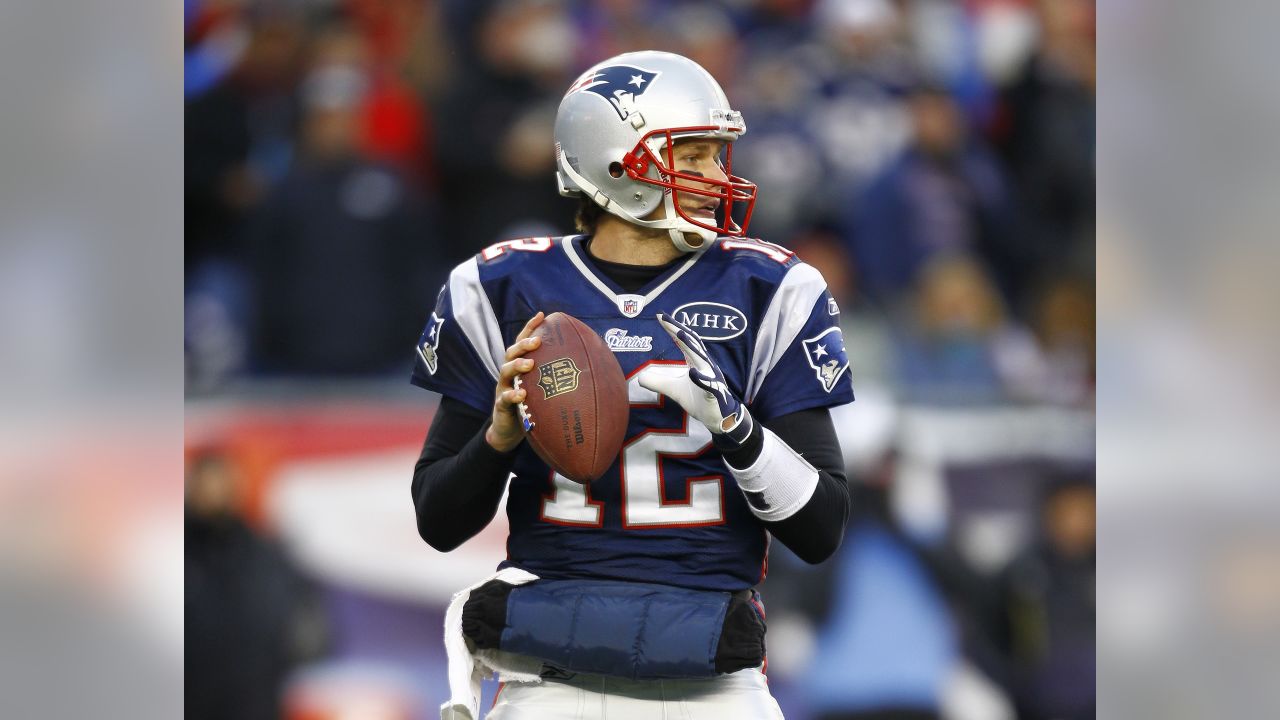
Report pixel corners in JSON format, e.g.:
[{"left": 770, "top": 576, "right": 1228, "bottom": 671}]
[{"left": 183, "top": 0, "right": 1094, "bottom": 718}]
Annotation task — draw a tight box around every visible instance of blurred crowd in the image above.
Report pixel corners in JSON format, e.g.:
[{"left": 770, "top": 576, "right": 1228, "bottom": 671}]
[
  {"left": 761, "top": 445, "right": 1094, "bottom": 720},
  {"left": 185, "top": 0, "right": 1094, "bottom": 408},
  {"left": 186, "top": 1, "right": 1093, "bottom": 718}
]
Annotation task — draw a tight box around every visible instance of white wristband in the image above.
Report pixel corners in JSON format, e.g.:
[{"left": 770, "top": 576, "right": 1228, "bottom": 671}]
[{"left": 726, "top": 427, "right": 820, "bottom": 523}]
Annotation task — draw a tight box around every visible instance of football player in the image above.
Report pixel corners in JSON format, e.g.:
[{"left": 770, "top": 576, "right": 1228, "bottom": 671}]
[{"left": 412, "top": 51, "right": 854, "bottom": 719}]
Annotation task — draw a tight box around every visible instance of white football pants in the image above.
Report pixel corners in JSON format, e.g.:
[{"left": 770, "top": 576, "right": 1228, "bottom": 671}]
[{"left": 486, "top": 668, "right": 784, "bottom": 720}]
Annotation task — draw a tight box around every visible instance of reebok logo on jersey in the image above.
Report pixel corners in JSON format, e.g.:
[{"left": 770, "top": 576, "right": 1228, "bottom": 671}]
[
  {"left": 802, "top": 327, "right": 850, "bottom": 393},
  {"left": 604, "top": 329, "right": 653, "bottom": 352},
  {"left": 670, "top": 302, "right": 747, "bottom": 341}
]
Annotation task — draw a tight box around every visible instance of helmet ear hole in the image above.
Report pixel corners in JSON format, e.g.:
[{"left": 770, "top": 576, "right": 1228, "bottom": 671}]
[{"left": 608, "top": 162, "right": 625, "bottom": 178}]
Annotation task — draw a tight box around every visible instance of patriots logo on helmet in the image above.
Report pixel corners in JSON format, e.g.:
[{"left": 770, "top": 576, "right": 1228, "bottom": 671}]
[{"left": 568, "top": 65, "right": 660, "bottom": 122}]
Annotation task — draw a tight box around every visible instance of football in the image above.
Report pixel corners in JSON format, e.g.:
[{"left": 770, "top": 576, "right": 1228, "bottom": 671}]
[{"left": 516, "top": 312, "right": 629, "bottom": 483}]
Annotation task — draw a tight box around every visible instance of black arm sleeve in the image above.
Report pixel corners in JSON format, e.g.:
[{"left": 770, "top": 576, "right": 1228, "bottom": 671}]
[
  {"left": 720, "top": 407, "right": 851, "bottom": 565},
  {"left": 411, "top": 397, "right": 520, "bottom": 552}
]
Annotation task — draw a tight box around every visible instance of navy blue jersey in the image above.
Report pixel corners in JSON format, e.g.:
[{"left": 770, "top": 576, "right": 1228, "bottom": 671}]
[{"left": 411, "top": 235, "right": 854, "bottom": 591}]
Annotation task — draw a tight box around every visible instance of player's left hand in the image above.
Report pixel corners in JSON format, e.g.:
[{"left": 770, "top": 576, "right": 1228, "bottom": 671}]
[{"left": 637, "top": 313, "right": 754, "bottom": 447}]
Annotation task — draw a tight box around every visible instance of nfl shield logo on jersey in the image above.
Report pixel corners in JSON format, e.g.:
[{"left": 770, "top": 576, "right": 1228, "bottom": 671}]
[
  {"left": 618, "top": 294, "right": 644, "bottom": 318},
  {"left": 802, "top": 327, "right": 850, "bottom": 393}
]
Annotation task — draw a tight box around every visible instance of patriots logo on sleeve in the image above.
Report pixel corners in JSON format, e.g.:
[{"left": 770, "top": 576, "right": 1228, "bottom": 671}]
[
  {"left": 417, "top": 313, "right": 445, "bottom": 375},
  {"left": 802, "top": 327, "right": 850, "bottom": 393},
  {"left": 568, "top": 65, "right": 660, "bottom": 122}
]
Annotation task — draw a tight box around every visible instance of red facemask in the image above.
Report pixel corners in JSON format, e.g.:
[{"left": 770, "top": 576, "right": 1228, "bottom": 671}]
[{"left": 620, "top": 126, "right": 758, "bottom": 237}]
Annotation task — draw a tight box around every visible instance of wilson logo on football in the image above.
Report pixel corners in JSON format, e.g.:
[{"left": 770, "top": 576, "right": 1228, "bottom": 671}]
[{"left": 538, "top": 358, "right": 582, "bottom": 399}]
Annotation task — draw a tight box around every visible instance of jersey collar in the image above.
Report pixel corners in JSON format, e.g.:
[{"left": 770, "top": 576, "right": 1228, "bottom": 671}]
[{"left": 562, "top": 235, "right": 707, "bottom": 318}]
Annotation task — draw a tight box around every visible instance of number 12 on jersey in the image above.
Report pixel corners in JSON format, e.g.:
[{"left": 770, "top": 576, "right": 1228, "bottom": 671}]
[{"left": 540, "top": 367, "right": 725, "bottom": 528}]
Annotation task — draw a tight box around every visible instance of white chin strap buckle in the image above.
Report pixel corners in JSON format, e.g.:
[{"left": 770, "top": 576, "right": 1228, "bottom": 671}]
[
  {"left": 669, "top": 227, "right": 715, "bottom": 252},
  {"left": 664, "top": 194, "right": 717, "bottom": 253}
]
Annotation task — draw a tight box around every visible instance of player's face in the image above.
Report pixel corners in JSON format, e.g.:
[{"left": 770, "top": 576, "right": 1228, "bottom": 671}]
[
  {"left": 640, "top": 138, "right": 729, "bottom": 225},
  {"left": 670, "top": 139, "right": 729, "bottom": 222}
]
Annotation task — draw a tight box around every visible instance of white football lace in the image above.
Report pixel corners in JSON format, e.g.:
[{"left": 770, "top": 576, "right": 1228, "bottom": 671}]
[{"left": 513, "top": 375, "right": 535, "bottom": 431}]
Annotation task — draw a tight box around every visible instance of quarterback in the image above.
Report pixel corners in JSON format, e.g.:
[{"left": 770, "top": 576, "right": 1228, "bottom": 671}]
[{"left": 411, "top": 51, "right": 854, "bottom": 719}]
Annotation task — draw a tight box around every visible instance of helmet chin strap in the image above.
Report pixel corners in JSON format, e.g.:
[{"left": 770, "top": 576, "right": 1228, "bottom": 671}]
[
  {"left": 658, "top": 191, "right": 717, "bottom": 253},
  {"left": 667, "top": 228, "right": 706, "bottom": 253},
  {"left": 558, "top": 158, "right": 718, "bottom": 252},
  {"left": 616, "top": 191, "right": 717, "bottom": 253}
]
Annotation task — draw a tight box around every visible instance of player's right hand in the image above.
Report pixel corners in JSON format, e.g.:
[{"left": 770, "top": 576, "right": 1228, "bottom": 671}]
[{"left": 485, "top": 312, "right": 545, "bottom": 453}]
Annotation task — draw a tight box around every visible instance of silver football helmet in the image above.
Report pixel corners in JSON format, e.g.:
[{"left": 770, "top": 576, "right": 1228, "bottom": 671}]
[{"left": 554, "top": 51, "right": 757, "bottom": 252}]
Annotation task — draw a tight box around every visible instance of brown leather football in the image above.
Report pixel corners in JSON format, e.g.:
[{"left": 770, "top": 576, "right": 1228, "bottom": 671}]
[{"left": 516, "top": 312, "right": 628, "bottom": 483}]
